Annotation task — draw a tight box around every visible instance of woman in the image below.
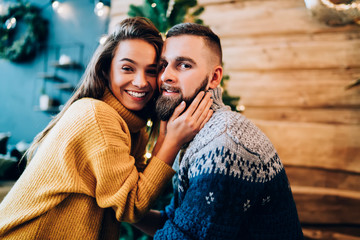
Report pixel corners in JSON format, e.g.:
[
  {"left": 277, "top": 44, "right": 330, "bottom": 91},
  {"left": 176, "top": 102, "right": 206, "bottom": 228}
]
[{"left": 0, "top": 17, "right": 213, "bottom": 239}]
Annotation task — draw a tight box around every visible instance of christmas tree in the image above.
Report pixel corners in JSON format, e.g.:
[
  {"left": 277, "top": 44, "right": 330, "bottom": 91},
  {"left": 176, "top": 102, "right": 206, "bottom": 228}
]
[{"left": 128, "top": 0, "right": 204, "bottom": 34}]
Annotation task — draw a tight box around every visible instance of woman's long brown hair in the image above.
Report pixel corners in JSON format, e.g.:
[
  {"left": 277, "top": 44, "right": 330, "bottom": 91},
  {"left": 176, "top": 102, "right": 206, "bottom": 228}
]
[{"left": 26, "top": 17, "right": 163, "bottom": 162}]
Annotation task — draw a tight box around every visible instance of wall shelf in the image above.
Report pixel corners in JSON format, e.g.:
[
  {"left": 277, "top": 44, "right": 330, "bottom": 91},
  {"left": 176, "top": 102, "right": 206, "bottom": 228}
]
[
  {"left": 37, "top": 73, "right": 66, "bottom": 83},
  {"left": 52, "top": 62, "right": 83, "bottom": 70},
  {"left": 35, "top": 43, "right": 84, "bottom": 114},
  {"left": 56, "top": 83, "right": 76, "bottom": 92}
]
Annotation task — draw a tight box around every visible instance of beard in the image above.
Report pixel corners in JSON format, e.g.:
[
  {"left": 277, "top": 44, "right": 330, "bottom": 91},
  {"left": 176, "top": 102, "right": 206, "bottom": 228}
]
[{"left": 155, "top": 75, "right": 209, "bottom": 121}]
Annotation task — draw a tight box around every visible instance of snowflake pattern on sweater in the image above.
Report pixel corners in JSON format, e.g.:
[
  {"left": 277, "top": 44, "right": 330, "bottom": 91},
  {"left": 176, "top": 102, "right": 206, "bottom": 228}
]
[{"left": 154, "top": 88, "right": 304, "bottom": 240}]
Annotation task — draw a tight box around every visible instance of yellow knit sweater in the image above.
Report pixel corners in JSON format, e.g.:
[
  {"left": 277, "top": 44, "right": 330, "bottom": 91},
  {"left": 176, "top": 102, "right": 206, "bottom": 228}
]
[{"left": 0, "top": 89, "right": 175, "bottom": 239}]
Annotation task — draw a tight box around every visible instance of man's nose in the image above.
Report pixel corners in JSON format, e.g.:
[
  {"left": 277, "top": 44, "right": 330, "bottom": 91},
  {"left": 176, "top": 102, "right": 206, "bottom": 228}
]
[
  {"left": 132, "top": 72, "right": 147, "bottom": 88},
  {"left": 160, "top": 66, "right": 176, "bottom": 83}
]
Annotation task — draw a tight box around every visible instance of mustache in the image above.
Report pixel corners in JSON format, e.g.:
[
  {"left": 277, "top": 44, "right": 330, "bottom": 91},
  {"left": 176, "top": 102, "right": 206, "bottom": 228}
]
[{"left": 160, "top": 83, "right": 181, "bottom": 93}]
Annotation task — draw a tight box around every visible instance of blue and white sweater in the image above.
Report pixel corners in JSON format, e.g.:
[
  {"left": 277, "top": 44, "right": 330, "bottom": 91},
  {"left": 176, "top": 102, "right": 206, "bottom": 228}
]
[{"left": 154, "top": 87, "right": 303, "bottom": 240}]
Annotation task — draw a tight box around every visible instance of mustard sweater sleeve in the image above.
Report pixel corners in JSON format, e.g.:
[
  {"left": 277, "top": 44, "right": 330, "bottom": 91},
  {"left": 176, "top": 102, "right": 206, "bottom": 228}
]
[{"left": 57, "top": 99, "right": 175, "bottom": 222}]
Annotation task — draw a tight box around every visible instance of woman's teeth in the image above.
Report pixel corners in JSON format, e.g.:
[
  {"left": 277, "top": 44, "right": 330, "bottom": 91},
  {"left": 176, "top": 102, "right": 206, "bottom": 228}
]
[{"left": 127, "top": 91, "right": 146, "bottom": 98}]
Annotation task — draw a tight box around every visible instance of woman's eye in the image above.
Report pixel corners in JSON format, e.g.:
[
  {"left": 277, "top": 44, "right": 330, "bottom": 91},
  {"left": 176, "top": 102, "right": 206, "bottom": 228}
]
[
  {"left": 122, "top": 66, "right": 133, "bottom": 72},
  {"left": 146, "top": 69, "right": 158, "bottom": 76}
]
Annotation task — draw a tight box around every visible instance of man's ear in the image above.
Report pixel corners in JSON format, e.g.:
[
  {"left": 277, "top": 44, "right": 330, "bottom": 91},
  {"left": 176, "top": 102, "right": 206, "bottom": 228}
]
[{"left": 209, "top": 65, "right": 223, "bottom": 89}]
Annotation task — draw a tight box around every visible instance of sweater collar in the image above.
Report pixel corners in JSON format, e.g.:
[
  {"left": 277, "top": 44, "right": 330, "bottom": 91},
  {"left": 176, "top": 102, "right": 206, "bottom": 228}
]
[
  {"left": 102, "top": 88, "right": 146, "bottom": 133},
  {"left": 208, "top": 87, "right": 226, "bottom": 111}
]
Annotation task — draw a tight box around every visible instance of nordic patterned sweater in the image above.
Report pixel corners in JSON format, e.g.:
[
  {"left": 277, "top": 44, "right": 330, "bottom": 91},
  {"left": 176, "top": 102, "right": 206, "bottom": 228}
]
[{"left": 154, "top": 87, "right": 304, "bottom": 240}]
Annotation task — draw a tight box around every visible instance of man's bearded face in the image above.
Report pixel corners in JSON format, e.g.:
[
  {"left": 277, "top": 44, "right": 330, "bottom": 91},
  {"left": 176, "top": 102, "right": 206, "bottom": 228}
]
[{"left": 155, "top": 76, "right": 209, "bottom": 121}]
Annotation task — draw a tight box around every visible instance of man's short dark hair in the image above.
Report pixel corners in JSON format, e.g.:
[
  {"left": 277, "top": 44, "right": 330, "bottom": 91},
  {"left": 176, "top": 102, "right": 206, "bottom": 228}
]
[{"left": 166, "top": 23, "right": 222, "bottom": 64}]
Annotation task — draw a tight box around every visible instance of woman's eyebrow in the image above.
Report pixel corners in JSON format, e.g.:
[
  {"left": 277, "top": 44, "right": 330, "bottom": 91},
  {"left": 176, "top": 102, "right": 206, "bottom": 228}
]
[
  {"left": 119, "top": 58, "right": 135, "bottom": 63},
  {"left": 120, "top": 58, "right": 157, "bottom": 67}
]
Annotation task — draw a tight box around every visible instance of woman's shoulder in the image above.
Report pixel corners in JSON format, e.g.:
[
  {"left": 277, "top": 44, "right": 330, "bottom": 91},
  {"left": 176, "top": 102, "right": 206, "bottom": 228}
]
[
  {"left": 62, "top": 98, "right": 127, "bottom": 132},
  {"left": 58, "top": 98, "right": 130, "bottom": 146},
  {"left": 71, "top": 97, "right": 117, "bottom": 114},
  {"left": 68, "top": 98, "right": 122, "bottom": 120}
]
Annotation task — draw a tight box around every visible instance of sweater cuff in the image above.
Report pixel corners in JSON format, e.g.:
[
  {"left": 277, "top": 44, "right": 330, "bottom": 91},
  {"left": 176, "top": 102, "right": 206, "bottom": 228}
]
[{"left": 143, "top": 156, "right": 175, "bottom": 187}]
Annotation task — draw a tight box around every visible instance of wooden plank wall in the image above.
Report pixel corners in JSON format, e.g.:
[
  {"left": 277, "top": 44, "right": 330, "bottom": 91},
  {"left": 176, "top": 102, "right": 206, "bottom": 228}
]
[{"left": 111, "top": 0, "right": 360, "bottom": 238}]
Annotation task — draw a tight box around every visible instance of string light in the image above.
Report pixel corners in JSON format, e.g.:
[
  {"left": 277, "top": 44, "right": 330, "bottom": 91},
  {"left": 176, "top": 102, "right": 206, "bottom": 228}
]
[
  {"left": 4, "top": 17, "right": 16, "bottom": 30},
  {"left": 145, "top": 152, "right": 152, "bottom": 159},
  {"left": 51, "top": 0, "right": 60, "bottom": 10},
  {"left": 94, "top": 0, "right": 110, "bottom": 17},
  {"left": 99, "top": 34, "right": 108, "bottom": 45},
  {"left": 146, "top": 119, "right": 153, "bottom": 128},
  {"left": 236, "top": 104, "right": 245, "bottom": 112},
  {"left": 45, "top": 0, "right": 111, "bottom": 17},
  {"left": 96, "top": 2, "right": 104, "bottom": 9}
]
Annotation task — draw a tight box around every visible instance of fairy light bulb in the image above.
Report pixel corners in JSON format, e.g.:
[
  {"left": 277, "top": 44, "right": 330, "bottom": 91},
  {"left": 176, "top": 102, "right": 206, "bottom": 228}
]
[
  {"left": 52, "top": 1, "right": 60, "bottom": 10},
  {"left": 145, "top": 152, "right": 152, "bottom": 159},
  {"left": 146, "top": 119, "right": 153, "bottom": 128},
  {"left": 5, "top": 17, "right": 16, "bottom": 30}
]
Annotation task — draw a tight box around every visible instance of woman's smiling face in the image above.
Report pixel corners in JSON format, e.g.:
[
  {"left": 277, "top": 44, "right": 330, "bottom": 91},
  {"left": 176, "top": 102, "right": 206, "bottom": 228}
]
[{"left": 109, "top": 39, "right": 158, "bottom": 111}]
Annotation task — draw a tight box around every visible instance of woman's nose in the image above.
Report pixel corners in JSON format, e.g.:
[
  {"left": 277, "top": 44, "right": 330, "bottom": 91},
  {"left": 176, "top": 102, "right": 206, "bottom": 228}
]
[{"left": 132, "top": 72, "right": 147, "bottom": 88}]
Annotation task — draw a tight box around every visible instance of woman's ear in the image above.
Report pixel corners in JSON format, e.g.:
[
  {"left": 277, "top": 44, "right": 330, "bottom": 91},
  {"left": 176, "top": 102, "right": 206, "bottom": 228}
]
[{"left": 209, "top": 65, "right": 223, "bottom": 89}]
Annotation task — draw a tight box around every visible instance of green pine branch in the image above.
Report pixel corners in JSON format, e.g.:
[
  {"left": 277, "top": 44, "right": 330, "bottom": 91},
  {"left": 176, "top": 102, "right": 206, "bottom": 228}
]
[{"left": 128, "top": 0, "right": 204, "bottom": 34}]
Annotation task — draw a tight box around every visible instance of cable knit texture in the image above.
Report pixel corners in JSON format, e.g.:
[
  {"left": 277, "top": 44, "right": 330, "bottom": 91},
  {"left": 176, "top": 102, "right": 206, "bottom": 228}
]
[
  {"left": 154, "top": 87, "right": 303, "bottom": 240},
  {"left": 0, "top": 89, "right": 175, "bottom": 240}
]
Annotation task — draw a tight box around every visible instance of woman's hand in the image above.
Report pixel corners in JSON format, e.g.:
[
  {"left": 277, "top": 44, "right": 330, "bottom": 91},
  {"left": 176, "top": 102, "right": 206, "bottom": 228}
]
[
  {"left": 166, "top": 91, "right": 213, "bottom": 147},
  {"left": 155, "top": 91, "right": 213, "bottom": 165}
]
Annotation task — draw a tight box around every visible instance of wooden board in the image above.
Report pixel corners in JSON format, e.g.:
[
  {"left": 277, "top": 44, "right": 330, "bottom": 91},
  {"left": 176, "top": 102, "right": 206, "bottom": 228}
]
[
  {"left": 243, "top": 107, "right": 360, "bottom": 125},
  {"left": 226, "top": 69, "right": 360, "bottom": 108},
  {"left": 293, "top": 186, "right": 360, "bottom": 224},
  {"left": 285, "top": 165, "right": 359, "bottom": 191},
  {"left": 253, "top": 120, "right": 360, "bottom": 173},
  {"left": 302, "top": 227, "right": 360, "bottom": 239},
  {"left": 221, "top": 32, "right": 360, "bottom": 70},
  {"left": 201, "top": 0, "right": 331, "bottom": 37}
]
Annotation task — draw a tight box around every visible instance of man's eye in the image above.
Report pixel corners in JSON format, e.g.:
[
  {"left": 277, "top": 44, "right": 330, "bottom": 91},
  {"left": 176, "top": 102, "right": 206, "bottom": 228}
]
[
  {"left": 158, "top": 63, "right": 167, "bottom": 72},
  {"left": 179, "top": 63, "right": 191, "bottom": 69}
]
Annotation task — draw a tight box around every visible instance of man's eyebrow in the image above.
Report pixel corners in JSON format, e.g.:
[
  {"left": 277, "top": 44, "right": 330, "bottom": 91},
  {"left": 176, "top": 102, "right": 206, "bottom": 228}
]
[
  {"left": 176, "top": 56, "right": 196, "bottom": 65},
  {"left": 160, "top": 56, "right": 196, "bottom": 65}
]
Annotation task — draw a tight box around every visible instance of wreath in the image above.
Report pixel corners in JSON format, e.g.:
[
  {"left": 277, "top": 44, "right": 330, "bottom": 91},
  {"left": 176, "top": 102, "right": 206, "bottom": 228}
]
[{"left": 0, "top": 2, "right": 48, "bottom": 62}]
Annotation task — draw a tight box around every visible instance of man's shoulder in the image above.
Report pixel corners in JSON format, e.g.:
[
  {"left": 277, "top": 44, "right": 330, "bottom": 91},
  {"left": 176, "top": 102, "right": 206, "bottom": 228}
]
[
  {"left": 191, "top": 108, "right": 276, "bottom": 158},
  {"left": 182, "top": 108, "right": 283, "bottom": 182}
]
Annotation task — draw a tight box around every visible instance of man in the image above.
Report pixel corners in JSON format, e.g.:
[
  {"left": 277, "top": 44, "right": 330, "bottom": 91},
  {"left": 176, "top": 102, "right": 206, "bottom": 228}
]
[{"left": 134, "top": 23, "right": 304, "bottom": 239}]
